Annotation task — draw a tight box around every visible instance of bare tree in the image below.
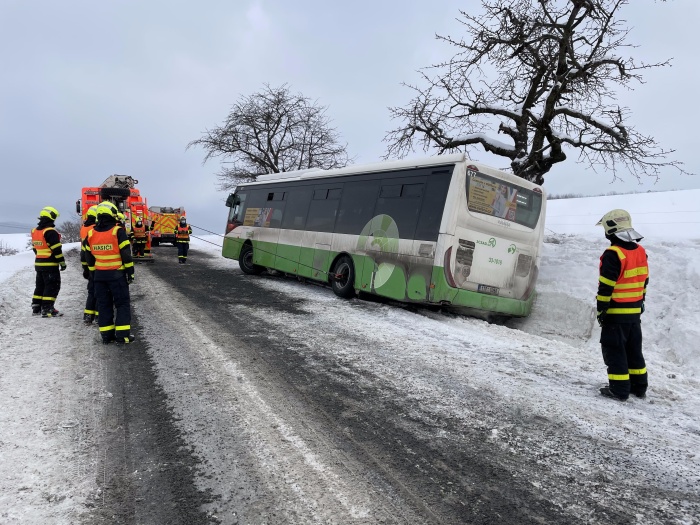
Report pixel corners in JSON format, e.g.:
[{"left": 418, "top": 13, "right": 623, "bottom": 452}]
[
  {"left": 385, "top": 0, "right": 689, "bottom": 185},
  {"left": 188, "top": 84, "right": 352, "bottom": 190},
  {"left": 57, "top": 220, "right": 82, "bottom": 244}
]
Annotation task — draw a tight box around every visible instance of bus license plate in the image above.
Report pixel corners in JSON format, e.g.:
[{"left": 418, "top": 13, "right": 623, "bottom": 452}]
[{"left": 477, "top": 284, "right": 500, "bottom": 296}]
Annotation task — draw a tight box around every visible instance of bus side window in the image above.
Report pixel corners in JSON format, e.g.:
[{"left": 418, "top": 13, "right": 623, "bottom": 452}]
[
  {"left": 335, "top": 181, "right": 380, "bottom": 234},
  {"left": 307, "top": 186, "right": 342, "bottom": 233},
  {"left": 374, "top": 180, "right": 424, "bottom": 240},
  {"left": 267, "top": 191, "right": 286, "bottom": 228},
  {"left": 415, "top": 172, "right": 452, "bottom": 241},
  {"left": 281, "top": 188, "right": 313, "bottom": 230}
]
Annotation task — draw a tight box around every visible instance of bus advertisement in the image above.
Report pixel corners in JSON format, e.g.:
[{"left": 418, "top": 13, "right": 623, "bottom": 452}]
[{"left": 221, "top": 153, "right": 546, "bottom": 320}]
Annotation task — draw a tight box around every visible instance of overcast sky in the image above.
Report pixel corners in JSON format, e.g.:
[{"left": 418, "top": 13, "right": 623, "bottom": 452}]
[{"left": 1, "top": 0, "right": 698, "bottom": 234}]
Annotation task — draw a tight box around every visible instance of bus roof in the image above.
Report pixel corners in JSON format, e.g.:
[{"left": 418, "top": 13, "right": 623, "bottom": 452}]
[{"left": 253, "top": 153, "right": 468, "bottom": 184}]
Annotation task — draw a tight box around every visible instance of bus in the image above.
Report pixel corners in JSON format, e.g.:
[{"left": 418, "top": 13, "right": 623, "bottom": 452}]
[{"left": 222, "top": 153, "right": 546, "bottom": 320}]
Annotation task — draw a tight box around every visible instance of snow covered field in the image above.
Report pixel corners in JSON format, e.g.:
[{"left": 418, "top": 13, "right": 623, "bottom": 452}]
[{"left": 1, "top": 189, "right": 699, "bottom": 523}]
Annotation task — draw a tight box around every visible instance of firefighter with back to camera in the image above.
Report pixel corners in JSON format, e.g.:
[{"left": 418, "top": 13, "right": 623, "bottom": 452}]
[
  {"left": 30, "top": 206, "right": 66, "bottom": 318},
  {"left": 80, "top": 205, "right": 99, "bottom": 324},
  {"left": 84, "top": 201, "right": 136, "bottom": 345},
  {"left": 595, "top": 209, "right": 649, "bottom": 402}
]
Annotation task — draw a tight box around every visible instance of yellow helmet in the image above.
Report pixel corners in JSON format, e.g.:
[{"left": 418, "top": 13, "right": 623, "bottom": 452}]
[
  {"left": 117, "top": 212, "right": 125, "bottom": 221},
  {"left": 38, "top": 206, "right": 59, "bottom": 221},
  {"left": 96, "top": 201, "right": 118, "bottom": 218},
  {"left": 596, "top": 209, "right": 643, "bottom": 241},
  {"left": 86, "top": 205, "right": 98, "bottom": 218}
]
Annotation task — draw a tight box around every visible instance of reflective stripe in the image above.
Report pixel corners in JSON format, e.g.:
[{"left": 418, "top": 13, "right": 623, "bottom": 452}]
[
  {"left": 608, "top": 373, "right": 630, "bottom": 381},
  {"left": 611, "top": 291, "right": 644, "bottom": 299},
  {"left": 624, "top": 267, "right": 648, "bottom": 278},
  {"left": 42, "top": 296, "right": 57, "bottom": 301},
  {"left": 599, "top": 275, "right": 616, "bottom": 287},
  {"left": 99, "top": 325, "right": 116, "bottom": 332},
  {"left": 115, "top": 325, "right": 131, "bottom": 331},
  {"left": 597, "top": 295, "right": 612, "bottom": 303},
  {"left": 607, "top": 307, "right": 642, "bottom": 314},
  {"left": 607, "top": 246, "right": 626, "bottom": 260},
  {"left": 35, "top": 262, "right": 59, "bottom": 267},
  {"left": 629, "top": 367, "right": 647, "bottom": 375}
]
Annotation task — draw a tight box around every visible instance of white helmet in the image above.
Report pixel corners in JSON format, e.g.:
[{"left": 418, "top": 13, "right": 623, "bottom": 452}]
[{"left": 596, "top": 209, "right": 643, "bottom": 242}]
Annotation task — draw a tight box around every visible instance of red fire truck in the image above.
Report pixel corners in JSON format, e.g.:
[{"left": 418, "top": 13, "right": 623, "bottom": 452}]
[{"left": 76, "top": 175, "right": 154, "bottom": 262}]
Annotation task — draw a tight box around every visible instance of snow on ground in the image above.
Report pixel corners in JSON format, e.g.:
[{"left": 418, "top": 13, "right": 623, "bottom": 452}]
[{"left": 1, "top": 189, "right": 699, "bottom": 523}]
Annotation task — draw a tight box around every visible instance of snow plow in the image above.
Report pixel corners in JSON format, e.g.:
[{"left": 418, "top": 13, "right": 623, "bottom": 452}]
[
  {"left": 76, "top": 175, "right": 154, "bottom": 263},
  {"left": 148, "top": 206, "right": 186, "bottom": 246}
]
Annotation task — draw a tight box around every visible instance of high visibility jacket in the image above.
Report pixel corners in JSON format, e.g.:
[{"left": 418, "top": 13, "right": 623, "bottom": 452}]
[
  {"left": 31, "top": 227, "right": 64, "bottom": 269},
  {"left": 175, "top": 225, "right": 191, "bottom": 242},
  {"left": 597, "top": 243, "right": 648, "bottom": 321},
  {"left": 80, "top": 223, "right": 95, "bottom": 242},
  {"left": 88, "top": 226, "right": 126, "bottom": 271},
  {"left": 132, "top": 225, "right": 147, "bottom": 239}
]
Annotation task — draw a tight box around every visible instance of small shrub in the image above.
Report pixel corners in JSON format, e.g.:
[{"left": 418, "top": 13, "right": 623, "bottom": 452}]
[{"left": 0, "top": 240, "right": 19, "bottom": 256}]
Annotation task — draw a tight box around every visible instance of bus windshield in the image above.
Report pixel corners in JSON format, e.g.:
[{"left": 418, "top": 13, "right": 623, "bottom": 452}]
[{"left": 465, "top": 169, "right": 542, "bottom": 229}]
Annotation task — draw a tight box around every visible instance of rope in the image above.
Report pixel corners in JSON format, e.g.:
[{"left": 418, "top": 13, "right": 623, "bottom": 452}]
[{"left": 188, "top": 223, "right": 335, "bottom": 278}]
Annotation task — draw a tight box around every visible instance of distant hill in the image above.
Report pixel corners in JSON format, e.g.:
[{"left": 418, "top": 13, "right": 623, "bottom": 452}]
[{"left": 0, "top": 222, "right": 34, "bottom": 235}]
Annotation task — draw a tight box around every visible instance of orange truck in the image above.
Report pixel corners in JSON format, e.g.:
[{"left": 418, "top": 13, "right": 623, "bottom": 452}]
[
  {"left": 148, "top": 206, "right": 186, "bottom": 246},
  {"left": 76, "top": 175, "right": 154, "bottom": 262}
]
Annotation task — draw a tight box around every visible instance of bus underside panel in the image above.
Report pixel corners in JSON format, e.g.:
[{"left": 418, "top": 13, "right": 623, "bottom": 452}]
[{"left": 222, "top": 234, "right": 535, "bottom": 318}]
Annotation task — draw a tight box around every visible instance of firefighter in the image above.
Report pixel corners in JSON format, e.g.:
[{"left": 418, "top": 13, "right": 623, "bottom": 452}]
[
  {"left": 130, "top": 217, "right": 148, "bottom": 258},
  {"left": 174, "top": 216, "right": 192, "bottom": 264},
  {"left": 30, "top": 206, "right": 66, "bottom": 318},
  {"left": 80, "top": 205, "right": 99, "bottom": 324},
  {"left": 595, "top": 209, "right": 649, "bottom": 401},
  {"left": 85, "top": 201, "right": 135, "bottom": 345}
]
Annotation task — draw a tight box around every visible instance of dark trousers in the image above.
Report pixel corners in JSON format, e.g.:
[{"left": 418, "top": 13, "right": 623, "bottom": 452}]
[
  {"left": 94, "top": 276, "right": 131, "bottom": 342},
  {"left": 133, "top": 239, "right": 147, "bottom": 257},
  {"left": 32, "top": 269, "right": 61, "bottom": 312},
  {"left": 84, "top": 274, "right": 97, "bottom": 316},
  {"left": 177, "top": 241, "right": 189, "bottom": 262},
  {"left": 600, "top": 322, "right": 647, "bottom": 397}
]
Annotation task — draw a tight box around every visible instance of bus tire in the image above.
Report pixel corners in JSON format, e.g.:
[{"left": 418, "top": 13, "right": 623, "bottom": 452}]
[
  {"left": 239, "top": 243, "right": 264, "bottom": 275},
  {"left": 331, "top": 256, "right": 355, "bottom": 299}
]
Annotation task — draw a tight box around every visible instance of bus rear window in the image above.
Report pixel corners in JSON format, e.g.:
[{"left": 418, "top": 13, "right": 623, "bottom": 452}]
[{"left": 466, "top": 170, "right": 542, "bottom": 229}]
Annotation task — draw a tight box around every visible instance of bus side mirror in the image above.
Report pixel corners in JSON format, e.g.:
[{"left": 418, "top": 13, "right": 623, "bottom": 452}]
[{"left": 225, "top": 194, "right": 237, "bottom": 207}]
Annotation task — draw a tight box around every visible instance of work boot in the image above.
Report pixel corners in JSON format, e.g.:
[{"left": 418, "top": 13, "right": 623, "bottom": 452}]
[
  {"left": 115, "top": 334, "right": 136, "bottom": 345},
  {"left": 83, "top": 313, "right": 95, "bottom": 324},
  {"left": 599, "top": 387, "right": 627, "bottom": 402},
  {"left": 32, "top": 305, "right": 41, "bottom": 315},
  {"left": 102, "top": 337, "right": 114, "bottom": 345},
  {"left": 630, "top": 387, "right": 647, "bottom": 399},
  {"left": 42, "top": 308, "right": 63, "bottom": 318}
]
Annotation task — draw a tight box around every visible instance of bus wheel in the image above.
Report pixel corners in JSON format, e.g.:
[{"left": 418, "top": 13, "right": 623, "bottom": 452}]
[
  {"left": 239, "top": 244, "right": 264, "bottom": 275},
  {"left": 331, "top": 256, "right": 355, "bottom": 298}
]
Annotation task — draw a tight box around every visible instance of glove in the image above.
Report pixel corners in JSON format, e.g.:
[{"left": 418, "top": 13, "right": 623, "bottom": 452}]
[
  {"left": 127, "top": 274, "right": 135, "bottom": 285},
  {"left": 83, "top": 268, "right": 90, "bottom": 280},
  {"left": 596, "top": 310, "right": 607, "bottom": 327},
  {"left": 641, "top": 302, "right": 645, "bottom": 314},
  {"left": 60, "top": 263, "right": 67, "bottom": 271}
]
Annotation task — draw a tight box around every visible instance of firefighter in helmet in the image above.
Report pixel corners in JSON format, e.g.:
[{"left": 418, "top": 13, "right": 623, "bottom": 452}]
[
  {"left": 130, "top": 217, "right": 148, "bottom": 258},
  {"left": 84, "top": 201, "right": 135, "bottom": 345},
  {"left": 30, "top": 206, "right": 66, "bottom": 317},
  {"left": 595, "top": 209, "right": 649, "bottom": 401},
  {"left": 174, "top": 216, "right": 192, "bottom": 264},
  {"left": 80, "top": 205, "right": 99, "bottom": 324}
]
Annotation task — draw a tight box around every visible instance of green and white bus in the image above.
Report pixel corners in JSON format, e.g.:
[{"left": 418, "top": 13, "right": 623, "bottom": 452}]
[{"left": 222, "top": 153, "right": 546, "bottom": 319}]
